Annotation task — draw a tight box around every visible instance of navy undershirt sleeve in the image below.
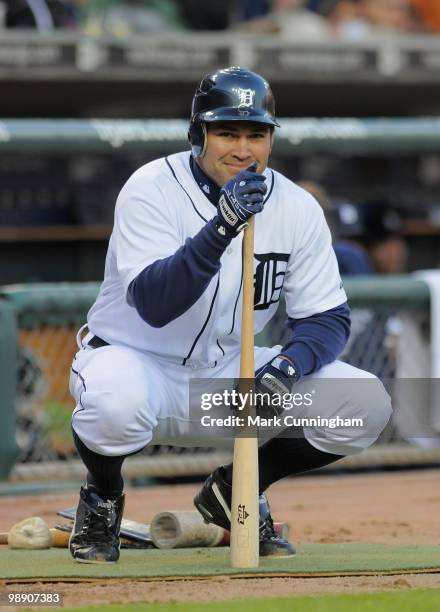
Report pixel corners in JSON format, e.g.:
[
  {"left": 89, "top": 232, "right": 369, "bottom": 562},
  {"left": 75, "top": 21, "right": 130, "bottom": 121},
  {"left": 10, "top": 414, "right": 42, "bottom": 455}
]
[
  {"left": 128, "top": 218, "right": 231, "bottom": 328},
  {"left": 281, "top": 302, "right": 351, "bottom": 376}
]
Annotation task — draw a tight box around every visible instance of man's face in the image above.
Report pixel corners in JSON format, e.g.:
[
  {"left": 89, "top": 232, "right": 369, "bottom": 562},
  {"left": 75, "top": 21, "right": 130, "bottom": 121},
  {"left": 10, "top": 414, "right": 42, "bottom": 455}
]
[
  {"left": 197, "top": 122, "right": 273, "bottom": 187},
  {"left": 370, "top": 237, "right": 408, "bottom": 274},
  {"left": 361, "top": 0, "right": 413, "bottom": 31}
]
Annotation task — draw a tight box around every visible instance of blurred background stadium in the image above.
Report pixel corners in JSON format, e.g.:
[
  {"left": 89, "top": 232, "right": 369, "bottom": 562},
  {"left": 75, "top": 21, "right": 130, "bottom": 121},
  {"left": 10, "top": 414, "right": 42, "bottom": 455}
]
[{"left": 1, "top": 0, "right": 440, "bottom": 487}]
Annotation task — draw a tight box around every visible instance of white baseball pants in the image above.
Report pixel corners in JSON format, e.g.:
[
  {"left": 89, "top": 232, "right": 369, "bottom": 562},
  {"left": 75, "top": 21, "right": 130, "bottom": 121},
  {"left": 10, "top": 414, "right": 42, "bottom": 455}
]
[{"left": 70, "top": 337, "right": 391, "bottom": 458}]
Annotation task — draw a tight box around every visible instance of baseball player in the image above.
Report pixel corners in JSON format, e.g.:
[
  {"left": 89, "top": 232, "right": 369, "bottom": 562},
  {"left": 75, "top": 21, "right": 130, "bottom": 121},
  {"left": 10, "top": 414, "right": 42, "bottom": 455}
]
[{"left": 68, "top": 66, "right": 391, "bottom": 563}]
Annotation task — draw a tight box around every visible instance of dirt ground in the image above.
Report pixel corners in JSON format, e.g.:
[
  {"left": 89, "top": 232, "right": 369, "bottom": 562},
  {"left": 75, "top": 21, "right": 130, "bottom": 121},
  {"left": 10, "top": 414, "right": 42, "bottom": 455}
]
[{"left": 1, "top": 469, "right": 440, "bottom": 607}]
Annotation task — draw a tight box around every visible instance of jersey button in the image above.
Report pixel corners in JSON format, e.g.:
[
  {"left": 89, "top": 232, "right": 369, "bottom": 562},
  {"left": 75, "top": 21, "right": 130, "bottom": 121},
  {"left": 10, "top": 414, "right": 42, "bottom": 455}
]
[{"left": 227, "top": 247, "right": 233, "bottom": 255}]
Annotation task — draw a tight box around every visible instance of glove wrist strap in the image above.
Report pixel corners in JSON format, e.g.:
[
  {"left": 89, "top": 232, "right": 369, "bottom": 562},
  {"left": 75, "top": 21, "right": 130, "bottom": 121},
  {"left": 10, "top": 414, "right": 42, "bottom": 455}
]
[{"left": 272, "top": 355, "right": 300, "bottom": 382}]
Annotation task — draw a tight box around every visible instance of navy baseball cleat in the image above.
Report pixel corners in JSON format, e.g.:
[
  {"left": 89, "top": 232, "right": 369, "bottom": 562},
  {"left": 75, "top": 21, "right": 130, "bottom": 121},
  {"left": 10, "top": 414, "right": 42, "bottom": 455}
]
[
  {"left": 194, "top": 467, "right": 295, "bottom": 557},
  {"left": 69, "top": 486, "right": 124, "bottom": 563}
]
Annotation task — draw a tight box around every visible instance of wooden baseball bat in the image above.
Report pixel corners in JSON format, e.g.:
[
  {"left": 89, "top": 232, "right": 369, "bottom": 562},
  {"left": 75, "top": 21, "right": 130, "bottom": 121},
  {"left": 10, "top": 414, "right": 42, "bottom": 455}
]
[
  {"left": 230, "top": 216, "right": 259, "bottom": 568},
  {"left": 0, "top": 520, "right": 288, "bottom": 549},
  {"left": 0, "top": 528, "right": 69, "bottom": 547}
]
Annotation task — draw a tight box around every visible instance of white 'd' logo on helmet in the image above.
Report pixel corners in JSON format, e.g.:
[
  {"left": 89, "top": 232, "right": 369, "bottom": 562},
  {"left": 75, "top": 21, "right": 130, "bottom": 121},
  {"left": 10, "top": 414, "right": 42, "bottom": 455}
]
[{"left": 234, "top": 88, "right": 255, "bottom": 109}]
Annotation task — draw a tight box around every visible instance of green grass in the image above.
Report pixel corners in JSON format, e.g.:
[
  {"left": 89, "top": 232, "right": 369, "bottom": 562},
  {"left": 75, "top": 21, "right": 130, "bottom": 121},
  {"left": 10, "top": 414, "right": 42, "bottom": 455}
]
[
  {"left": 3, "top": 544, "right": 440, "bottom": 580},
  {"left": 60, "top": 589, "right": 440, "bottom": 612}
]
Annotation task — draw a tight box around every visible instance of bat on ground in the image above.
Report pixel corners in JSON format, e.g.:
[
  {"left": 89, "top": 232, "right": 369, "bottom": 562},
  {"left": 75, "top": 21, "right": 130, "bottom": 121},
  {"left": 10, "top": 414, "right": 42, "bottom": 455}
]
[
  {"left": 57, "top": 508, "right": 153, "bottom": 545},
  {"left": 57, "top": 508, "right": 288, "bottom": 549},
  {"left": 0, "top": 525, "right": 69, "bottom": 548},
  {"left": 0, "top": 509, "right": 287, "bottom": 550}
]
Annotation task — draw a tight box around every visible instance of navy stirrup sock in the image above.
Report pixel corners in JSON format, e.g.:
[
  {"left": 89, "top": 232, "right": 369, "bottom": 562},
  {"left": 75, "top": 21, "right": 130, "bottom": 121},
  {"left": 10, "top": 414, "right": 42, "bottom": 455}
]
[
  {"left": 222, "top": 431, "right": 344, "bottom": 494},
  {"left": 72, "top": 428, "right": 125, "bottom": 500}
]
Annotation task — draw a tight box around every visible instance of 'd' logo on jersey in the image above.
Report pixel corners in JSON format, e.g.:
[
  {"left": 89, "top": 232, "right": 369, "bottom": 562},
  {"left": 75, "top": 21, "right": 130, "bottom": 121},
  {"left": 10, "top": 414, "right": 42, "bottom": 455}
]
[{"left": 254, "top": 253, "right": 289, "bottom": 310}]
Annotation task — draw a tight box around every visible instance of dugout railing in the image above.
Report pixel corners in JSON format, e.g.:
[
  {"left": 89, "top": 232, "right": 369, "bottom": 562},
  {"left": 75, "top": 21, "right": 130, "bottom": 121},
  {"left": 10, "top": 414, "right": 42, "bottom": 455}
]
[
  {"left": 1, "top": 276, "right": 439, "bottom": 483},
  {"left": 2, "top": 118, "right": 440, "bottom": 287},
  {"left": 2, "top": 118, "right": 440, "bottom": 155}
]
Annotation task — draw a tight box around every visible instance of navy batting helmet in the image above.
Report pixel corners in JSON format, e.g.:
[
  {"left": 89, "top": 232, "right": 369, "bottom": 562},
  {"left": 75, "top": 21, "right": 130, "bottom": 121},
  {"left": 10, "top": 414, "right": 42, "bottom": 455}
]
[{"left": 188, "top": 66, "right": 280, "bottom": 157}]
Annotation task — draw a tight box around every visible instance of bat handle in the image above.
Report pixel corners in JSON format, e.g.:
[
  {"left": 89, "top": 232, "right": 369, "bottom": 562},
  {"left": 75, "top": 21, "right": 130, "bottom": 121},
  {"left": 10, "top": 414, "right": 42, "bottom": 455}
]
[{"left": 240, "top": 217, "right": 255, "bottom": 379}]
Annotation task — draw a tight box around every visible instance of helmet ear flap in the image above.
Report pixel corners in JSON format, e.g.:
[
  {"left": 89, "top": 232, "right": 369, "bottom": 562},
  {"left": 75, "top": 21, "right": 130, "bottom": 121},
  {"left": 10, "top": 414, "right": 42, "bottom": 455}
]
[{"left": 188, "top": 116, "right": 207, "bottom": 158}]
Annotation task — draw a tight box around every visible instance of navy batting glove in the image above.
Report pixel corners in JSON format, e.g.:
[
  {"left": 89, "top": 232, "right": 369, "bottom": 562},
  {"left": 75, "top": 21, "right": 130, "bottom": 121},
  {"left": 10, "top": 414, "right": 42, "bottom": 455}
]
[
  {"left": 254, "top": 356, "right": 300, "bottom": 418},
  {"left": 215, "top": 163, "right": 267, "bottom": 238}
]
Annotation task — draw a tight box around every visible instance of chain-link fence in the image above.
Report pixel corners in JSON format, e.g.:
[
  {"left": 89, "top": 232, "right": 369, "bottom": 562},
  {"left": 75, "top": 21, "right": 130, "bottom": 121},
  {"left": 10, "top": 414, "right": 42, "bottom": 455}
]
[{"left": 0, "top": 276, "right": 437, "bottom": 480}]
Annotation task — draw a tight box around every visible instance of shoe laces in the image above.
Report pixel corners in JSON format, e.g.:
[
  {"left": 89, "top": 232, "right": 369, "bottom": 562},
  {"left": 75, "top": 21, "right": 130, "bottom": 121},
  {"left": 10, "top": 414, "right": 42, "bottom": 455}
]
[
  {"left": 260, "top": 511, "right": 278, "bottom": 539},
  {"left": 81, "top": 502, "right": 117, "bottom": 542}
]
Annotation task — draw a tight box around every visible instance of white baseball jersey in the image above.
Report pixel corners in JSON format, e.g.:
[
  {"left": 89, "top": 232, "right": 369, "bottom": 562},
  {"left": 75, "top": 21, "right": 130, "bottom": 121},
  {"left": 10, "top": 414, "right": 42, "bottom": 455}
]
[{"left": 87, "top": 151, "right": 346, "bottom": 368}]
